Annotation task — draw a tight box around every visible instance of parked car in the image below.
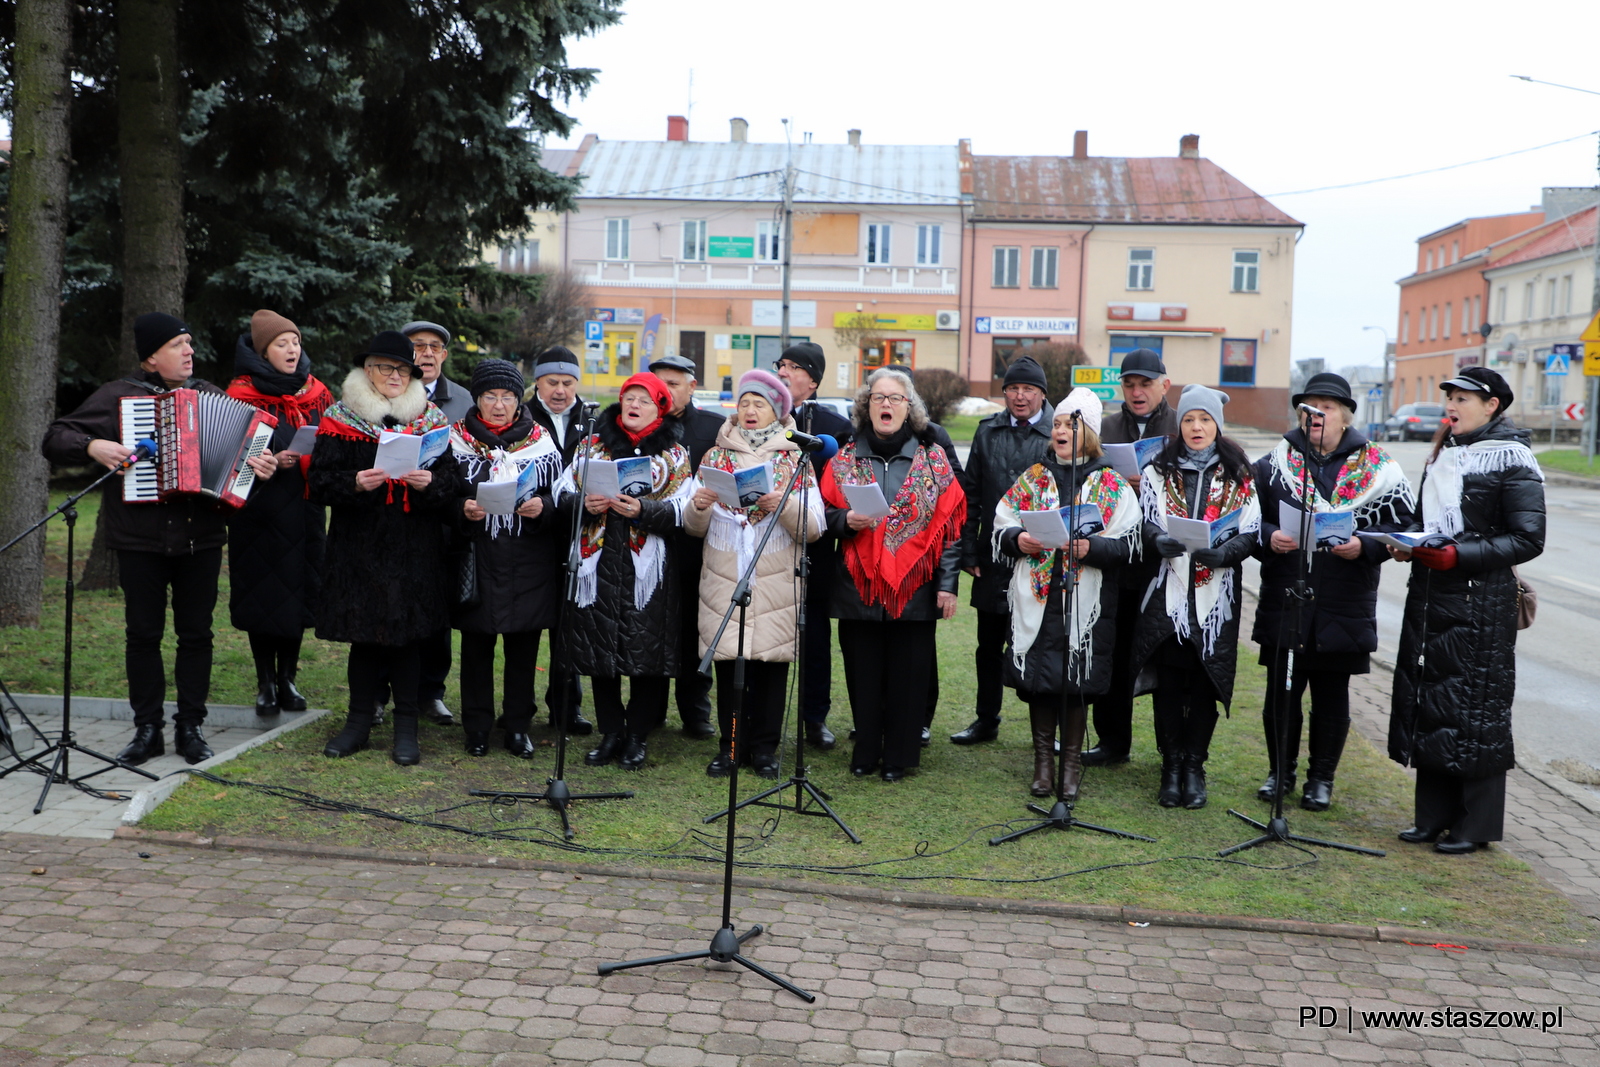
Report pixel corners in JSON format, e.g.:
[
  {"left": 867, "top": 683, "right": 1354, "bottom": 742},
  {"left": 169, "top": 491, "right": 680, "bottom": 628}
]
[
  {"left": 1384, "top": 403, "right": 1448, "bottom": 442},
  {"left": 811, "top": 396, "right": 853, "bottom": 421}
]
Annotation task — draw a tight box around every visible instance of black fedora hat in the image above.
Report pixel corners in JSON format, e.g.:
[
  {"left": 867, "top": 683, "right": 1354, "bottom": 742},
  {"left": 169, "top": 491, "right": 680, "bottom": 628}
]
[
  {"left": 354, "top": 330, "right": 420, "bottom": 374},
  {"left": 1292, "top": 371, "right": 1357, "bottom": 412}
]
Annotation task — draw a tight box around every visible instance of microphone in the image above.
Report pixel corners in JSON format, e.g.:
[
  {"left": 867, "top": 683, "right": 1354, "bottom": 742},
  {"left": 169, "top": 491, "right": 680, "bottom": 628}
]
[
  {"left": 581, "top": 400, "right": 600, "bottom": 421},
  {"left": 1297, "top": 403, "right": 1326, "bottom": 421},
  {"left": 117, "top": 438, "right": 158, "bottom": 472},
  {"left": 785, "top": 429, "right": 839, "bottom": 458}
]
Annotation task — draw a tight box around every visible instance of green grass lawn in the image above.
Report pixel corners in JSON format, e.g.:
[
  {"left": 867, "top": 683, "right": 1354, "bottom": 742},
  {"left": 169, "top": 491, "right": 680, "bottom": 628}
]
[
  {"left": 938, "top": 413, "right": 983, "bottom": 445},
  {"left": 1535, "top": 448, "right": 1600, "bottom": 477},
  {"left": 6, "top": 485, "right": 1595, "bottom": 945}
]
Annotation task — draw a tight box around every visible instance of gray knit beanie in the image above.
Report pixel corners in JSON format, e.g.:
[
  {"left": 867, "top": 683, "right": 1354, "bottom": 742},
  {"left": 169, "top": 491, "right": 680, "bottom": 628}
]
[{"left": 1178, "top": 384, "right": 1229, "bottom": 428}]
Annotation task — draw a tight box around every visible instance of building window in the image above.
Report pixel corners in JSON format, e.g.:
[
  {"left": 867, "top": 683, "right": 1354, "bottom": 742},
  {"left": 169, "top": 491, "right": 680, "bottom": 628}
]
[
  {"left": 1562, "top": 274, "right": 1574, "bottom": 315},
  {"left": 916, "top": 224, "right": 941, "bottom": 266},
  {"left": 866, "top": 223, "right": 892, "bottom": 264},
  {"left": 1030, "top": 246, "right": 1059, "bottom": 289},
  {"left": 861, "top": 338, "right": 915, "bottom": 372},
  {"left": 1523, "top": 281, "right": 1535, "bottom": 319},
  {"left": 1111, "top": 334, "right": 1163, "bottom": 362},
  {"left": 1231, "top": 250, "right": 1260, "bottom": 292},
  {"left": 682, "top": 219, "right": 707, "bottom": 261},
  {"left": 1127, "top": 248, "right": 1154, "bottom": 290},
  {"left": 1451, "top": 239, "right": 1459, "bottom": 263},
  {"left": 605, "top": 218, "right": 630, "bottom": 260},
  {"left": 992, "top": 246, "right": 1020, "bottom": 288},
  {"left": 1496, "top": 286, "right": 1507, "bottom": 322},
  {"left": 1473, "top": 295, "right": 1482, "bottom": 332},
  {"left": 1425, "top": 249, "right": 1434, "bottom": 272},
  {"left": 499, "top": 237, "right": 540, "bottom": 273},
  {"left": 1443, "top": 302, "right": 1452, "bottom": 339},
  {"left": 1401, "top": 310, "right": 1409, "bottom": 345},
  {"left": 1219, "top": 338, "right": 1257, "bottom": 386},
  {"left": 757, "top": 220, "right": 781, "bottom": 262},
  {"left": 991, "top": 337, "right": 1048, "bottom": 384},
  {"left": 1460, "top": 300, "right": 1469, "bottom": 336}
]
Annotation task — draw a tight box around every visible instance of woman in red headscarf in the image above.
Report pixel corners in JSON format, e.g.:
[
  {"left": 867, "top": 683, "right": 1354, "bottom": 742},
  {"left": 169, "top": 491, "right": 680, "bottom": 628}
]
[{"left": 552, "top": 372, "right": 694, "bottom": 770}]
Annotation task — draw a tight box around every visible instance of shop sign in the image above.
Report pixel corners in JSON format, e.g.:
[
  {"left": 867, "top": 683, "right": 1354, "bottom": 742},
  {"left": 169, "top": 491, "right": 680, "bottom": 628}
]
[
  {"left": 708, "top": 236, "right": 755, "bottom": 258},
  {"left": 831, "top": 311, "right": 936, "bottom": 331},
  {"left": 974, "top": 316, "right": 1078, "bottom": 335},
  {"left": 731, "top": 334, "right": 753, "bottom": 350}
]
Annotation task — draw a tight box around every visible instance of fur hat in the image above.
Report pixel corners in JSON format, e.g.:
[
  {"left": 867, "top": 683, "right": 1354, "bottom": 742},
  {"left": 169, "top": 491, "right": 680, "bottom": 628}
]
[
  {"left": 469, "top": 358, "right": 525, "bottom": 400},
  {"left": 1178, "top": 384, "right": 1229, "bottom": 428},
  {"left": 1054, "top": 387, "right": 1103, "bottom": 435},
  {"left": 250, "top": 309, "right": 300, "bottom": 355},
  {"left": 737, "top": 368, "right": 793, "bottom": 421}
]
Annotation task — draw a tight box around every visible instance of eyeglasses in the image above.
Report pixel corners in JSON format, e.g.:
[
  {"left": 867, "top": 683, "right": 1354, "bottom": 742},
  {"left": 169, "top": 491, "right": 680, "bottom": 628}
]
[
  {"left": 1003, "top": 384, "right": 1041, "bottom": 396},
  {"left": 773, "top": 359, "right": 803, "bottom": 373},
  {"left": 478, "top": 392, "right": 518, "bottom": 405},
  {"left": 366, "top": 363, "right": 412, "bottom": 378},
  {"left": 620, "top": 394, "right": 656, "bottom": 408},
  {"left": 411, "top": 341, "right": 447, "bottom": 353},
  {"left": 868, "top": 393, "right": 910, "bottom": 407}
]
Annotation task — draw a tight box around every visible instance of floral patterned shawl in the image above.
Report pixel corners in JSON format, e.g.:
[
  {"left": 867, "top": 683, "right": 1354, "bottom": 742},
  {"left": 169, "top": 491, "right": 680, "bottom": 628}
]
[
  {"left": 1264, "top": 437, "right": 1413, "bottom": 529},
  {"left": 1140, "top": 463, "right": 1260, "bottom": 659}
]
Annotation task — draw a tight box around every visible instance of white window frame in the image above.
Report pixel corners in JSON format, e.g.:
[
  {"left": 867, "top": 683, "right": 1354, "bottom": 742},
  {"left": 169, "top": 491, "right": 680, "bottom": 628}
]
[
  {"left": 1496, "top": 286, "right": 1507, "bottom": 322},
  {"left": 605, "top": 218, "right": 630, "bottom": 261},
  {"left": 1030, "top": 246, "right": 1059, "bottom": 289},
  {"left": 1425, "top": 249, "right": 1434, "bottom": 272},
  {"left": 1231, "top": 249, "right": 1260, "bottom": 293},
  {"left": 1127, "top": 248, "right": 1154, "bottom": 290},
  {"left": 992, "top": 246, "right": 1020, "bottom": 288},
  {"left": 681, "top": 219, "right": 707, "bottom": 262},
  {"left": 866, "top": 223, "right": 892, "bottom": 265},
  {"left": 1401, "top": 310, "right": 1409, "bottom": 345},
  {"left": 1451, "top": 239, "right": 1459, "bottom": 263},
  {"left": 1522, "top": 281, "right": 1535, "bottom": 319},
  {"left": 1443, "top": 301, "right": 1452, "bottom": 339},
  {"left": 1562, "top": 274, "right": 1574, "bottom": 315},
  {"left": 916, "top": 224, "right": 941, "bottom": 266},
  {"left": 757, "top": 220, "right": 782, "bottom": 262}
]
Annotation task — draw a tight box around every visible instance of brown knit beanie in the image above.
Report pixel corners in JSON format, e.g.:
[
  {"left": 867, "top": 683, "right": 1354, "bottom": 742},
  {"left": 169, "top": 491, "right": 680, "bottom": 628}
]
[{"left": 251, "top": 309, "right": 300, "bottom": 355}]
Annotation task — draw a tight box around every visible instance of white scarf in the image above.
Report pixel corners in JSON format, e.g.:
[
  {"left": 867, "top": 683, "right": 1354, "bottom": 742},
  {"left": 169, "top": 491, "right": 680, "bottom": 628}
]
[{"left": 1421, "top": 435, "right": 1543, "bottom": 538}]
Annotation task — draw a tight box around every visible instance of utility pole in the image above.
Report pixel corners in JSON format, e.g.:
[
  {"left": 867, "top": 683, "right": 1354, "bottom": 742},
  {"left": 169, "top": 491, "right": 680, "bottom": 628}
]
[
  {"left": 779, "top": 123, "right": 795, "bottom": 352},
  {"left": 1587, "top": 130, "right": 1600, "bottom": 461}
]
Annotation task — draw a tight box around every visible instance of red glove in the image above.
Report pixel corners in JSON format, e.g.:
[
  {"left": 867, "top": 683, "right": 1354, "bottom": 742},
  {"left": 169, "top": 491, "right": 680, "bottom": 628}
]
[{"left": 1411, "top": 544, "right": 1457, "bottom": 571}]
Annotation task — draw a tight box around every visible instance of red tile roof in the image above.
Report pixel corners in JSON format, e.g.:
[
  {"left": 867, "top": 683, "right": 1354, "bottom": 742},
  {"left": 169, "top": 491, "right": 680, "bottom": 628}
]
[
  {"left": 1488, "top": 205, "right": 1597, "bottom": 268},
  {"left": 972, "top": 155, "right": 1300, "bottom": 226}
]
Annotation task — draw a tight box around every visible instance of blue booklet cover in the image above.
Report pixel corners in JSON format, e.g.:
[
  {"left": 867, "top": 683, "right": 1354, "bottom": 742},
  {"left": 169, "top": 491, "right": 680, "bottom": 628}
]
[{"left": 615, "top": 455, "right": 655, "bottom": 498}]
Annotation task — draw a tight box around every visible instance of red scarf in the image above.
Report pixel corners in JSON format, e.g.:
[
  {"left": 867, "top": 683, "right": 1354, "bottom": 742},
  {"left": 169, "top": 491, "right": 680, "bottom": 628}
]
[{"left": 226, "top": 375, "right": 333, "bottom": 429}]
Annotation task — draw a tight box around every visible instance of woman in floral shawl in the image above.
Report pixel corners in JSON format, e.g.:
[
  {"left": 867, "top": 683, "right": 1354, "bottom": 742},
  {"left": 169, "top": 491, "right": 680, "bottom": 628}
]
[
  {"left": 1252, "top": 372, "right": 1415, "bottom": 813},
  {"left": 552, "top": 372, "right": 693, "bottom": 771},
  {"left": 821, "top": 367, "right": 966, "bottom": 782},
  {"left": 1132, "top": 385, "right": 1260, "bottom": 809},
  {"left": 309, "top": 331, "right": 463, "bottom": 767},
  {"left": 993, "top": 388, "right": 1141, "bottom": 802}
]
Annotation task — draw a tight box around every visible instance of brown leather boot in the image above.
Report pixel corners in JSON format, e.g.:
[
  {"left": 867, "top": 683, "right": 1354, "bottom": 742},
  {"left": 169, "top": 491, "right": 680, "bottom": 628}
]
[
  {"left": 1028, "top": 704, "right": 1056, "bottom": 797},
  {"left": 1060, "top": 703, "right": 1088, "bottom": 803}
]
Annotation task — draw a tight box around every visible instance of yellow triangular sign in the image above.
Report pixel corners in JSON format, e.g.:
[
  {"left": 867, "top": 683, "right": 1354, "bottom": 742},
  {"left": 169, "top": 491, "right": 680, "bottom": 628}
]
[{"left": 1582, "top": 310, "right": 1600, "bottom": 343}]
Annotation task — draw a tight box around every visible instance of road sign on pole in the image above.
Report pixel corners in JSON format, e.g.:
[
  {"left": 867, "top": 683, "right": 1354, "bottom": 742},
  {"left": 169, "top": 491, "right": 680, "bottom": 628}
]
[
  {"left": 1583, "top": 312, "right": 1600, "bottom": 376},
  {"left": 1546, "top": 349, "right": 1571, "bottom": 376},
  {"left": 1565, "top": 402, "right": 1587, "bottom": 421},
  {"left": 584, "top": 320, "right": 604, "bottom": 343}
]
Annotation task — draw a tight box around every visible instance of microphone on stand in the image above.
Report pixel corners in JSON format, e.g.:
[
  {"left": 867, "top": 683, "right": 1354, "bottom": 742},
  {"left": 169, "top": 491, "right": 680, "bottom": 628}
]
[
  {"left": 784, "top": 429, "right": 839, "bottom": 459},
  {"left": 116, "top": 439, "right": 159, "bottom": 473},
  {"left": 1296, "top": 403, "right": 1326, "bottom": 421}
]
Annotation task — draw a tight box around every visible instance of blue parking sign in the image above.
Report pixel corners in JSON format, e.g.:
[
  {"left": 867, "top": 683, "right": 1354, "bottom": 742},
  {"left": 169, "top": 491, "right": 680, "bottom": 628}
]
[{"left": 584, "top": 320, "right": 604, "bottom": 343}]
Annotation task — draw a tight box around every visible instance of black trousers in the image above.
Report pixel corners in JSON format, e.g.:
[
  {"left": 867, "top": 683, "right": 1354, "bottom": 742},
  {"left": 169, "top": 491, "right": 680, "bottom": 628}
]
[
  {"left": 838, "top": 618, "right": 935, "bottom": 771},
  {"left": 248, "top": 631, "right": 304, "bottom": 678},
  {"left": 417, "top": 624, "right": 452, "bottom": 703},
  {"left": 458, "top": 630, "right": 539, "bottom": 735},
  {"left": 713, "top": 659, "right": 789, "bottom": 760},
  {"left": 972, "top": 608, "right": 1010, "bottom": 723},
  {"left": 799, "top": 569, "right": 833, "bottom": 725},
  {"left": 348, "top": 641, "right": 422, "bottom": 719},
  {"left": 1261, "top": 649, "right": 1351, "bottom": 780},
  {"left": 591, "top": 675, "right": 670, "bottom": 738},
  {"left": 1149, "top": 640, "right": 1219, "bottom": 763},
  {"left": 118, "top": 548, "right": 221, "bottom": 728},
  {"left": 672, "top": 588, "right": 714, "bottom": 725},
  {"left": 1415, "top": 767, "right": 1505, "bottom": 843},
  {"left": 1087, "top": 585, "right": 1143, "bottom": 757}
]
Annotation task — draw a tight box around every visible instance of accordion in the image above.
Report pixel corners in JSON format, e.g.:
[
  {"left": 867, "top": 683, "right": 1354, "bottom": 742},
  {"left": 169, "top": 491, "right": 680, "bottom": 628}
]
[{"left": 119, "top": 388, "right": 278, "bottom": 509}]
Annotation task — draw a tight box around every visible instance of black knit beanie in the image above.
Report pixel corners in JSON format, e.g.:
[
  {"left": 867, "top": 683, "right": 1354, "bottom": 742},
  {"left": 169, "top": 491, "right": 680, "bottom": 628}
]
[
  {"left": 469, "top": 358, "right": 526, "bottom": 400},
  {"left": 135, "top": 312, "right": 190, "bottom": 361}
]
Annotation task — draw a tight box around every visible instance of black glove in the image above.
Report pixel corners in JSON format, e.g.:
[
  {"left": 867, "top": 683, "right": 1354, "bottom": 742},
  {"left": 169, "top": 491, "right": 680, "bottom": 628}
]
[
  {"left": 1152, "top": 534, "right": 1186, "bottom": 559},
  {"left": 1191, "top": 546, "right": 1227, "bottom": 568}
]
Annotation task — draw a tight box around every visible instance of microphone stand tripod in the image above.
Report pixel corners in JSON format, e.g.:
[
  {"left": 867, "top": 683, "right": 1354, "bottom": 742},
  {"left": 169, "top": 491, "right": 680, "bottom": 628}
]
[
  {"left": 992, "top": 413, "right": 1153, "bottom": 846},
  {"left": 702, "top": 432, "right": 859, "bottom": 842},
  {"left": 1219, "top": 412, "right": 1384, "bottom": 858},
  {"left": 0, "top": 461, "right": 160, "bottom": 813},
  {"left": 599, "top": 448, "right": 816, "bottom": 1002},
  {"left": 469, "top": 402, "right": 632, "bottom": 840}
]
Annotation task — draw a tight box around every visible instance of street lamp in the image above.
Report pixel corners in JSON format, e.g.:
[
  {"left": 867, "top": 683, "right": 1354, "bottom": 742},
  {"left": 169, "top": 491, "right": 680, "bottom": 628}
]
[{"left": 1362, "top": 325, "right": 1394, "bottom": 426}]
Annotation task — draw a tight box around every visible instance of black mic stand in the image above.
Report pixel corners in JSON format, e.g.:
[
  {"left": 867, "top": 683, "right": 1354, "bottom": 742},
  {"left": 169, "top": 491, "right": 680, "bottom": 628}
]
[
  {"left": 0, "top": 461, "right": 160, "bottom": 813},
  {"left": 702, "top": 419, "right": 859, "bottom": 842},
  {"left": 599, "top": 445, "right": 816, "bottom": 1002},
  {"left": 469, "top": 401, "right": 632, "bottom": 840},
  {"left": 992, "top": 413, "right": 1153, "bottom": 846},
  {"left": 1220, "top": 411, "right": 1384, "bottom": 858}
]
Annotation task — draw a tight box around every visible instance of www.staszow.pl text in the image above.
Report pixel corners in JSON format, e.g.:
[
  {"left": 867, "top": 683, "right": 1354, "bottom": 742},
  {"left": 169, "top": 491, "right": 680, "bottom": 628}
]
[{"left": 1300, "top": 1006, "right": 1564, "bottom": 1032}]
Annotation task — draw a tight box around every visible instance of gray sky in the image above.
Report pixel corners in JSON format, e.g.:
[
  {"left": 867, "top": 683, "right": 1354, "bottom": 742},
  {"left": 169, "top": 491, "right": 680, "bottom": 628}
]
[{"left": 548, "top": 0, "right": 1600, "bottom": 372}]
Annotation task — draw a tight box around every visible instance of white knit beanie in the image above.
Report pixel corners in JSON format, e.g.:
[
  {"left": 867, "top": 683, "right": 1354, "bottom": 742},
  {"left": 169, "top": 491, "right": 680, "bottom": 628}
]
[{"left": 1053, "top": 387, "right": 1103, "bottom": 435}]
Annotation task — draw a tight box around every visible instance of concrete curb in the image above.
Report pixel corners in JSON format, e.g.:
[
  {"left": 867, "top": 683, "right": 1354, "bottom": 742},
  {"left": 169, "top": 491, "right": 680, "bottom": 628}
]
[
  {"left": 120, "top": 707, "right": 333, "bottom": 825},
  {"left": 7, "top": 692, "right": 318, "bottom": 732},
  {"left": 1539, "top": 468, "right": 1600, "bottom": 490},
  {"left": 110, "top": 825, "right": 1600, "bottom": 961}
]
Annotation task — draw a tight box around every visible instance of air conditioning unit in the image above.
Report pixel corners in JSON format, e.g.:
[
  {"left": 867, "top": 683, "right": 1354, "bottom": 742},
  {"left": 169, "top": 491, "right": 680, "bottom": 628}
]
[{"left": 935, "top": 309, "right": 960, "bottom": 331}]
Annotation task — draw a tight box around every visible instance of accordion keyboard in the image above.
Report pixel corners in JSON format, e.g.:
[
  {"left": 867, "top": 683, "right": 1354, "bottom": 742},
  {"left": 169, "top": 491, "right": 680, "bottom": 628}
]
[{"left": 118, "top": 396, "right": 161, "bottom": 502}]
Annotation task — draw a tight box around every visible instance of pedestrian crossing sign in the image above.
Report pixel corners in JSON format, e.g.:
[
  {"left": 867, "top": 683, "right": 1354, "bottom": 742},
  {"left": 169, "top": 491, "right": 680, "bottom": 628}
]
[{"left": 1546, "top": 350, "right": 1570, "bottom": 376}]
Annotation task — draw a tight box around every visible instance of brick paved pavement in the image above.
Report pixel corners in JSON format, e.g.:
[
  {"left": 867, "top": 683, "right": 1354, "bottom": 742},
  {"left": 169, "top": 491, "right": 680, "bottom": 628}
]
[{"left": 3, "top": 832, "right": 1598, "bottom": 1066}]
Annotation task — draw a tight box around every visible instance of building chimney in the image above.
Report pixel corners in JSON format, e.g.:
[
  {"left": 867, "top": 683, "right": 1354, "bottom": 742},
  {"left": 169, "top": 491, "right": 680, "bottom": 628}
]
[
  {"left": 667, "top": 115, "right": 689, "bottom": 142},
  {"left": 847, "top": 128, "right": 861, "bottom": 147},
  {"left": 1072, "top": 130, "right": 1088, "bottom": 159},
  {"left": 1179, "top": 133, "right": 1200, "bottom": 159},
  {"left": 729, "top": 117, "right": 748, "bottom": 143}
]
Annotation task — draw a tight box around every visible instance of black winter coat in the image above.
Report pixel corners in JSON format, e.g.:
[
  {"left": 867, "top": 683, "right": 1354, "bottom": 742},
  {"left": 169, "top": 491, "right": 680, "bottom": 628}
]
[
  {"left": 226, "top": 411, "right": 329, "bottom": 638},
  {"left": 1251, "top": 428, "right": 1414, "bottom": 665},
  {"left": 996, "top": 455, "right": 1136, "bottom": 698},
  {"left": 794, "top": 399, "right": 855, "bottom": 606},
  {"left": 307, "top": 423, "right": 465, "bottom": 646},
  {"left": 1102, "top": 397, "right": 1179, "bottom": 594},
  {"left": 451, "top": 408, "right": 565, "bottom": 636},
  {"left": 1130, "top": 459, "right": 1259, "bottom": 708},
  {"left": 557, "top": 408, "right": 689, "bottom": 678},
  {"left": 1388, "top": 418, "right": 1545, "bottom": 780},
  {"left": 41, "top": 371, "right": 230, "bottom": 556},
  {"left": 960, "top": 409, "right": 1053, "bottom": 613}
]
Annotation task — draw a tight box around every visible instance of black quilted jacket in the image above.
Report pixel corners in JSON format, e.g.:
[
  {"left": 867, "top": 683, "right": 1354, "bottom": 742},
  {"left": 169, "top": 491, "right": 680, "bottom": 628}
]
[{"left": 1388, "top": 418, "right": 1545, "bottom": 779}]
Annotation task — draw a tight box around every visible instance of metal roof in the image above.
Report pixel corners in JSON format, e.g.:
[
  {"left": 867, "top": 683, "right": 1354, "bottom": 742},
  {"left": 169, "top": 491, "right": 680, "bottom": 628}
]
[
  {"left": 574, "top": 140, "right": 961, "bottom": 206},
  {"left": 971, "top": 155, "right": 1301, "bottom": 226},
  {"left": 537, "top": 148, "right": 577, "bottom": 177},
  {"left": 1486, "top": 205, "right": 1596, "bottom": 270}
]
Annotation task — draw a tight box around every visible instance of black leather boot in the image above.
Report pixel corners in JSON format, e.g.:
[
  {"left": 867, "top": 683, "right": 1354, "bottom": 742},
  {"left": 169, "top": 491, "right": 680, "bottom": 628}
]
[
  {"left": 1028, "top": 705, "right": 1056, "bottom": 798},
  {"left": 1301, "top": 710, "right": 1349, "bottom": 813},
  {"left": 1180, "top": 757, "right": 1208, "bottom": 809},
  {"left": 1152, "top": 698, "right": 1184, "bottom": 808},
  {"left": 584, "top": 732, "right": 624, "bottom": 766},
  {"left": 391, "top": 713, "right": 421, "bottom": 766},
  {"left": 950, "top": 717, "right": 1000, "bottom": 745},
  {"left": 1181, "top": 706, "right": 1218, "bottom": 810},
  {"left": 174, "top": 723, "right": 213, "bottom": 765},
  {"left": 253, "top": 654, "right": 278, "bottom": 717},
  {"left": 117, "top": 724, "right": 164, "bottom": 765},
  {"left": 276, "top": 672, "right": 308, "bottom": 712},
  {"left": 618, "top": 734, "right": 649, "bottom": 770},
  {"left": 324, "top": 711, "right": 373, "bottom": 758},
  {"left": 1259, "top": 682, "right": 1300, "bottom": 801}
]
